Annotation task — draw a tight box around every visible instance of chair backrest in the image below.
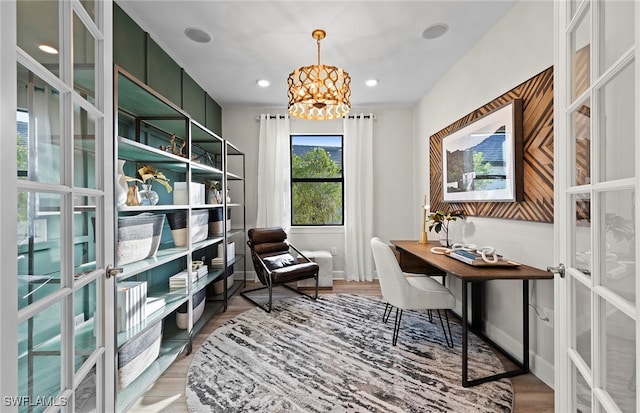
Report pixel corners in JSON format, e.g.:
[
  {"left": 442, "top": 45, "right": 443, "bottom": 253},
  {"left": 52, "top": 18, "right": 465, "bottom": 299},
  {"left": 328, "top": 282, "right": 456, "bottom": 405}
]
[
  {"left": 370, "top": 237, "right": 411, "bottom": 308},
  {"left": 247, "top": 227, "right": 290, "bottom": 258}
]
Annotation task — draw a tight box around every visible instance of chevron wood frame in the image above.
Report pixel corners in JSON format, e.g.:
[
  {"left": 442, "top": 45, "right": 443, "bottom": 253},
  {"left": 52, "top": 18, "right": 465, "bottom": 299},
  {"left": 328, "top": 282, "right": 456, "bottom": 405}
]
[{"left": 429, "top": 67, "right": 554, "bottom": 223}]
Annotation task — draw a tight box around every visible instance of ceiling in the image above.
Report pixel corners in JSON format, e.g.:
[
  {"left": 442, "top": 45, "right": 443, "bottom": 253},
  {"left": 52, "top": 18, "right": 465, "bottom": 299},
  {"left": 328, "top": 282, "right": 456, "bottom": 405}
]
[{"left": 117, "top": 1, "right": 518, "bottom": 109}]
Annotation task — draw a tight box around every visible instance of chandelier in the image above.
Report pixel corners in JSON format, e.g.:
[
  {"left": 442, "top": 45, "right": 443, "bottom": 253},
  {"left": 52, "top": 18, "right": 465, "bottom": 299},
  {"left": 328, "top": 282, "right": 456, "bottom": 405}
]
[{"left": 287, "top": 29, "right": 351, "bottom": 120}]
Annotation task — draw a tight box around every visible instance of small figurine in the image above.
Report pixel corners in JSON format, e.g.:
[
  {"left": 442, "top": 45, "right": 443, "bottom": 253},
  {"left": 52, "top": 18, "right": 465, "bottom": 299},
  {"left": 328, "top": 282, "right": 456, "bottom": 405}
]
[
  {"left": 176, "top": 140, "right": 187, "bottom": 158},
  {"left": 159, "top": 134, "right": 177, "bottom": 153},
  {"left": 126, "top": 185, "right": 141, "bottom": 206}
]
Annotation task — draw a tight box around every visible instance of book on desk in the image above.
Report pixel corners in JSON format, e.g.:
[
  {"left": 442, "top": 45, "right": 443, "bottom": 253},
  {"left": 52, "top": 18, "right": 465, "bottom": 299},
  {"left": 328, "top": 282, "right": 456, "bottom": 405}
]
[{"left": 447, "top": 249, "right": 521, "bottom": 267}]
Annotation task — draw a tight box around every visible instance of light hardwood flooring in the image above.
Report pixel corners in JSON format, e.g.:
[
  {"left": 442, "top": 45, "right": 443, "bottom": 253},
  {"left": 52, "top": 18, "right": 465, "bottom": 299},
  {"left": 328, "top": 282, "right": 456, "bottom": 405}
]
[{"left": 129, "top": 280, "right": 554, "bottom": 412}]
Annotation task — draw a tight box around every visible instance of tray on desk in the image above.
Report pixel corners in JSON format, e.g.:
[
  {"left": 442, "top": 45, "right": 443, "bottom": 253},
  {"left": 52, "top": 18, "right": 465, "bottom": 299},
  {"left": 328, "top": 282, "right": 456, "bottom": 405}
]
[{"left": 446, "top": 251, "right": 521, "bottom": 267}]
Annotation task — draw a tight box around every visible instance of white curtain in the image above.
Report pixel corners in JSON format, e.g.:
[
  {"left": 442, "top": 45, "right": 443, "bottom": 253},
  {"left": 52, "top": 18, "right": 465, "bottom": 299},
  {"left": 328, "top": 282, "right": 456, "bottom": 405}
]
[
  {"left": 343, "top": 114, "right": 374, "bottom": 281},
  {"left": 255, "top": 114, "right": 291, "bottom": 230}
]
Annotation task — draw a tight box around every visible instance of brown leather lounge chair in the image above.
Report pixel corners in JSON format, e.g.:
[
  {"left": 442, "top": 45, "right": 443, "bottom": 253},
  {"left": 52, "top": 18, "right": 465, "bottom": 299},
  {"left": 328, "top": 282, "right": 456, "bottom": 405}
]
[{"left": 242, "top": 227, "right": 319, "bottom": 312}]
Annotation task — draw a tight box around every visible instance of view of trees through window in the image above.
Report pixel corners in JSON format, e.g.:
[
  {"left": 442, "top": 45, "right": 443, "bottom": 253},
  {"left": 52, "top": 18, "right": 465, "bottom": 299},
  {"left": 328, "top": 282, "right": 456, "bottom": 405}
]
[{"left": 290, "top": 135, "right": 343, "bottom": 225}]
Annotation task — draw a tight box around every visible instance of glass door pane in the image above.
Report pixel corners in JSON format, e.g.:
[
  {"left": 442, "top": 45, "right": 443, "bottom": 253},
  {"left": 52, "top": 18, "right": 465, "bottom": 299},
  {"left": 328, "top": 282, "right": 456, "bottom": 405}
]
[
  {"left": 600, "top": 299, "right": 636, "bottom": 412},
  {"left": 571, "top": 98, "right": 591, "bottom": 186},
  {"left": 16, "top": 64, "right": 62, "bottom": 185},
  {"left": 73, "top": 12, "right": 96, "bottom": 104},
  {"left": 17, "top": 191, "right": 62, "bottom": 310},
  {"left": 17, "top": 1, "right": 60, "bottom": 78},
  {"left": 600, "top": 189, "right": 635, "bottom": 305},
  {"left": 599, "top": 0, "right": 635, "bottom": 74},
  {"left": 573, "top": 193, "right": 591, "bottom": 276},
  {"left": 18, "top": 303, "right": 63, "bottom": 413},
  {"left": 573, "top": 278, "right": 592, "bottom": 368},
  {"left": 570, "top": 7, "right": 591, "bottom": 101},
  {"left": 598, "top": 61, "right": 635, "bottom": 182},
  {"left": 75, "top": 281, "right": 98, "bottom": 371},
  {"left": 573, "top": 364, "right": 592, "bottom": 413},
  {"left": 74, "top": 105, "right": 99, "bottom": 189}
]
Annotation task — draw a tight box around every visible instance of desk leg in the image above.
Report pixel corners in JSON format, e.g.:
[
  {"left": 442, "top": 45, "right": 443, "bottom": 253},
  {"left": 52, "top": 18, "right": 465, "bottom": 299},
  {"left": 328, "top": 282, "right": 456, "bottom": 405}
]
[
  {"left": 462, "top": 280, "right": 469, "bottom": 385},
  {"left": 522, "top": 279, "right": 530, "bottom": 373},
  {"left": 471, "top": 281, "right": 483, "bottom": 330},
  {"left": 461, "top": 279, "right": 530, "bottom": 387}
]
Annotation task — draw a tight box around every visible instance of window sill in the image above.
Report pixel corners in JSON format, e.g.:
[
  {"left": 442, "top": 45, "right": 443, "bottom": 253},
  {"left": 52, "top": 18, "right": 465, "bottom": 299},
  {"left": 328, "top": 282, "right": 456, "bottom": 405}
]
[{"left": 289, "top": 226, "right": 344, "bottom": 235}]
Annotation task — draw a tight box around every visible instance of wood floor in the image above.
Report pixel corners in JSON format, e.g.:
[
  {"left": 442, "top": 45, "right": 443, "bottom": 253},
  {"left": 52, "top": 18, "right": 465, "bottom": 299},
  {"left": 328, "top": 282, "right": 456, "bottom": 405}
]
[{"left": 129, "top": 280, "right": 554, "bottom": 412}]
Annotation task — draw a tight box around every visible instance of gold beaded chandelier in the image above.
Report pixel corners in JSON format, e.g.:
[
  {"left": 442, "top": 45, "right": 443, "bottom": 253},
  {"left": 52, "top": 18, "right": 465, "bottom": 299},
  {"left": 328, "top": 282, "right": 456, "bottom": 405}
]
[{"left": 287, "top": 29, "right": 351, "bottom": 120}]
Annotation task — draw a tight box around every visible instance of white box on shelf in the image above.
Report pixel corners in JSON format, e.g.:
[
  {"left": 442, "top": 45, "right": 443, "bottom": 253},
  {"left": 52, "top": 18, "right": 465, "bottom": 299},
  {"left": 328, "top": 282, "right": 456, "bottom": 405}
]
[
  {"left": 173, "top": 182, "right": 205, "bottom": 205},
  {"left": 217, "top": 241, "right": 235, "bottom": 263}
]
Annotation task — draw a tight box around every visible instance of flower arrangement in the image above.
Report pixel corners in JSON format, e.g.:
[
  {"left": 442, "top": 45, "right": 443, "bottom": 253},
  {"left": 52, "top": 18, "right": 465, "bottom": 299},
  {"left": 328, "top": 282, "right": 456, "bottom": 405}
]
[
  {"left": 428, "top": 209, "right": 465, "bottom": 247},
  {"left": 126, "top": 165, "right": 173, "bottom": 193}
]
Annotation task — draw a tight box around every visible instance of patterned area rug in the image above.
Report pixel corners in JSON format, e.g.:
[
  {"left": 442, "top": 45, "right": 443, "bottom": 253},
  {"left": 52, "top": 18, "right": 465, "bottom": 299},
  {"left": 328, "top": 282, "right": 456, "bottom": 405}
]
[{"left": 186, "top": 294, "right": 513, "bottom": 412}]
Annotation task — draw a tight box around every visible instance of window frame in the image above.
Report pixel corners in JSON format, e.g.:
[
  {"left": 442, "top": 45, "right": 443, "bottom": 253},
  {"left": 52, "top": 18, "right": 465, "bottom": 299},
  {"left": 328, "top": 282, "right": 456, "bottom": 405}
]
[{"left": 289, "top": 134, "right": 344, "bottom": 227}]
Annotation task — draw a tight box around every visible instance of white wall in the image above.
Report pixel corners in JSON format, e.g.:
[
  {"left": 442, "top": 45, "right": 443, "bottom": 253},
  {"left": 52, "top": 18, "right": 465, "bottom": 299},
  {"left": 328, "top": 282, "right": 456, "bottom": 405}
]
[
  {"left": 222, "top": 106, "right": 416, "bottom": 277},
  {"left": 413, "top": 0, "right": 555, "bottom": 387}
]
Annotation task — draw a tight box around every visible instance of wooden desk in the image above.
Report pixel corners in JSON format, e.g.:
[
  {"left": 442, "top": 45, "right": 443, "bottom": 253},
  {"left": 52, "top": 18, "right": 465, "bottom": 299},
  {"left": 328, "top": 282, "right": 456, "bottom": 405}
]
[{"left": 390, "top": 240, "right": 553, "bottom": 387}]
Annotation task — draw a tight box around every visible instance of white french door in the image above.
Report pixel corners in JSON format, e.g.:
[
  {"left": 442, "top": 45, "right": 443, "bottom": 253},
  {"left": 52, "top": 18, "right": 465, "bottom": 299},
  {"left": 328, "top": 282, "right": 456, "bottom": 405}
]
[
  {"left": 554, "top": 1, "right": 638, "bottom": 412},
  {"left": 2, "top": 1, "right": 114, "bottom": 412}
]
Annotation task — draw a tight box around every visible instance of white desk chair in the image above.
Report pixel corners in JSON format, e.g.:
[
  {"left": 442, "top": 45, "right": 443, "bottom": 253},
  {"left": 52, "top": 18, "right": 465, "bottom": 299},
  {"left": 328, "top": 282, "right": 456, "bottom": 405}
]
[{"left": 371, "top": 237, "right": 455, "bottom": 347}]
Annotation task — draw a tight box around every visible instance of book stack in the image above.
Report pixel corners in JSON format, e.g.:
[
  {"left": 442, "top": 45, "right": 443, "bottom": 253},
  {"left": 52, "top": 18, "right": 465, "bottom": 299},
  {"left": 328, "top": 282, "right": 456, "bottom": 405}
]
[
  {"left": 210, "top": 257, "right": 225, "bottom": 268},
  {"left": 193, "top": 264, "right": 209, "bottom": 279},
  {"left": 448, "top": 248, "right": 503, "bottom": 266},
  {"left": 169, "top": 269, "right": 198, "bottom": 290},
  {"left": 117, "top": 281, "right": 148, "bottom": 333},
  {"left": 146, "top": 296, "right": 165, "bottom": 316},
  {"left": 212, "top": 242, "right": 235, "bottom": 268}
]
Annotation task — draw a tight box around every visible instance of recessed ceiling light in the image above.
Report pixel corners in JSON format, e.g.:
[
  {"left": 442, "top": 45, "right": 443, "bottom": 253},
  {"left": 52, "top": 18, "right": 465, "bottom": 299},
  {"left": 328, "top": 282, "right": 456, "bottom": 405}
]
[
  {"left": 184, "top": 27, "right": 212, "bottom": 43},
  {"left": 257, "top": 79, "right": 270, "bottom": 88},
  {"left": 365, "top": 79, "right": 379, "bottom": 87},
  {"left": 422, "top": 23, "right": 449, "bottom": 40},
  {"left": 38, "top": 44, "right": 58, "bottom": 54}
]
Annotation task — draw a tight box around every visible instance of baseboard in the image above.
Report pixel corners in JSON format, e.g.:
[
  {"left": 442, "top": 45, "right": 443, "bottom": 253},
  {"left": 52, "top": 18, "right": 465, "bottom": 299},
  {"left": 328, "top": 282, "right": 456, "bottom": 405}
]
[
  {"left": 246, "top": 271, "right": 345, "bottom": 284},
  {"left": 483, "top": 320, "right": 555, "bottom": 389}
]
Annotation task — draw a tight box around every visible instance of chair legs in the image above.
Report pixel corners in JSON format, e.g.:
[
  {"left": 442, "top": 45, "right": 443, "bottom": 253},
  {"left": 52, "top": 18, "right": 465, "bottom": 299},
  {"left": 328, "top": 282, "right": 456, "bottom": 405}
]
[
  {"left": 436, "top": 309, "right": 454, "bottom": 348},
  {"left": 392, "top": 308, "right": 403, "bottom": 346},
  {"left": 241, "top": 275, "right": 318, "bottom": 313},
  {"left": 240, "top": 284, "right": 274, "bottom": 312},
  {"left": 383, "top": 303, "right": 393, "bottom": 323},
  {"left": 382, "top": 304, "right": 454, "bottom": 348}
]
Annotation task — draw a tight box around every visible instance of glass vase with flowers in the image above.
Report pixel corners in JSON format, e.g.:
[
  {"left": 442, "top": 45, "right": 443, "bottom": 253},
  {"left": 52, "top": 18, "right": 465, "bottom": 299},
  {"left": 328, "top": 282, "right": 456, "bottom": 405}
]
[
  {"left": 125, "top": 165, "right": 173, "bottom": 206},
  {"left": 427, "top": 209, "right": 465, "bottom": 247}
]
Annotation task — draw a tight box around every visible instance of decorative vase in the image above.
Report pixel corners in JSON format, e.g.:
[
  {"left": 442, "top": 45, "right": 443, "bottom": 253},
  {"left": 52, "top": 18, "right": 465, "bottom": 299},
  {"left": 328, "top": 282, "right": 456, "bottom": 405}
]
[
  {"left": 116, "top": 160, "right": 128, "bottom": 207},
  {"left": 439, "top": 231, "right": 449, "bottom": 247},
  {"left": 139, "top": 183, "right": 159, "bottom": 206},
  {"left": 226, "top": 188, "right": 231, "bottom": 203}
]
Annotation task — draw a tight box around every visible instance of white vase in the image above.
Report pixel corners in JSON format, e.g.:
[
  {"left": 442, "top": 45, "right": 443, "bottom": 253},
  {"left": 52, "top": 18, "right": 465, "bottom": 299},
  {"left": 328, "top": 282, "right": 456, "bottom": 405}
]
[{"left": 116, "top": 160, "right": 128, "bottom": 207}]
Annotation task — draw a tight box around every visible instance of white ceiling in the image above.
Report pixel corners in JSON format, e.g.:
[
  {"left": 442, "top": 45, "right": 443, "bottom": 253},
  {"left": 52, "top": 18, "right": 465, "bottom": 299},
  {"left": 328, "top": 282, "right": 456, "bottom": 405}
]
[{"left": 117, "top": 1, "right": 518, "bottom": 109}]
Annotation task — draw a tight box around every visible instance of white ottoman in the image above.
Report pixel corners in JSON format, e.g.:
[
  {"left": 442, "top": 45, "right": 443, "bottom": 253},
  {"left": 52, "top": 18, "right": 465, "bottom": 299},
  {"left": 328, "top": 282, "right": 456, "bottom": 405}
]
[{"left": 298, "top": 250, "right": 333, "bottom": 288}]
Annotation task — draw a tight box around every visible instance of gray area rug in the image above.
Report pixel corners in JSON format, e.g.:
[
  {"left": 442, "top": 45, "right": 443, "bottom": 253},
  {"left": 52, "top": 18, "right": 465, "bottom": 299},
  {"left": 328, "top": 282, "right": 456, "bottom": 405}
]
[{"left": 186, "top": 293, "right": 513, "bottom": 412}]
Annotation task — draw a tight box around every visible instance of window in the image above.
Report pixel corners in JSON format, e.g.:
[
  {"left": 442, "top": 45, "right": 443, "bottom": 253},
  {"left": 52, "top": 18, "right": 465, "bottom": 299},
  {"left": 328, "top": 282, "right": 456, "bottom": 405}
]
[{"left": 290, "top": 135, "right": 343, "bottom": 226}]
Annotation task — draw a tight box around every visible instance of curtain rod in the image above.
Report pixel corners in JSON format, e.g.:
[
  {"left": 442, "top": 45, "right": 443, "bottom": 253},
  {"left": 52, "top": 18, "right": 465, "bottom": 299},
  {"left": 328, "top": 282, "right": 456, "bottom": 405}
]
[{"left": 255, "top": 114, "right": 375, "bottom": 120}]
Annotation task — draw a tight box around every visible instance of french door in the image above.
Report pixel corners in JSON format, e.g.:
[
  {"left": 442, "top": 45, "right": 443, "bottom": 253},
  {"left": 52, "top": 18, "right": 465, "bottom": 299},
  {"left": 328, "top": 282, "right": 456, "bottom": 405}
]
[
  {"left": 2, "top": 1, "right": 114, "bottom": 412},
  {"left": 554, "top": 1, "right": 638, "bottom": 412}
]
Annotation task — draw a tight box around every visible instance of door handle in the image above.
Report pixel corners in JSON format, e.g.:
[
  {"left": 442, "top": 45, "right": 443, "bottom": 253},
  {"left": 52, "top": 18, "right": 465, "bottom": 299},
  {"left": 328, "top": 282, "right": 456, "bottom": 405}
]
[
  {"left": 547, "top": 263, "right": 565, "bottom": 278},
  {"left": 105, "top": 265, "right": 123, "bottom": 279}
]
